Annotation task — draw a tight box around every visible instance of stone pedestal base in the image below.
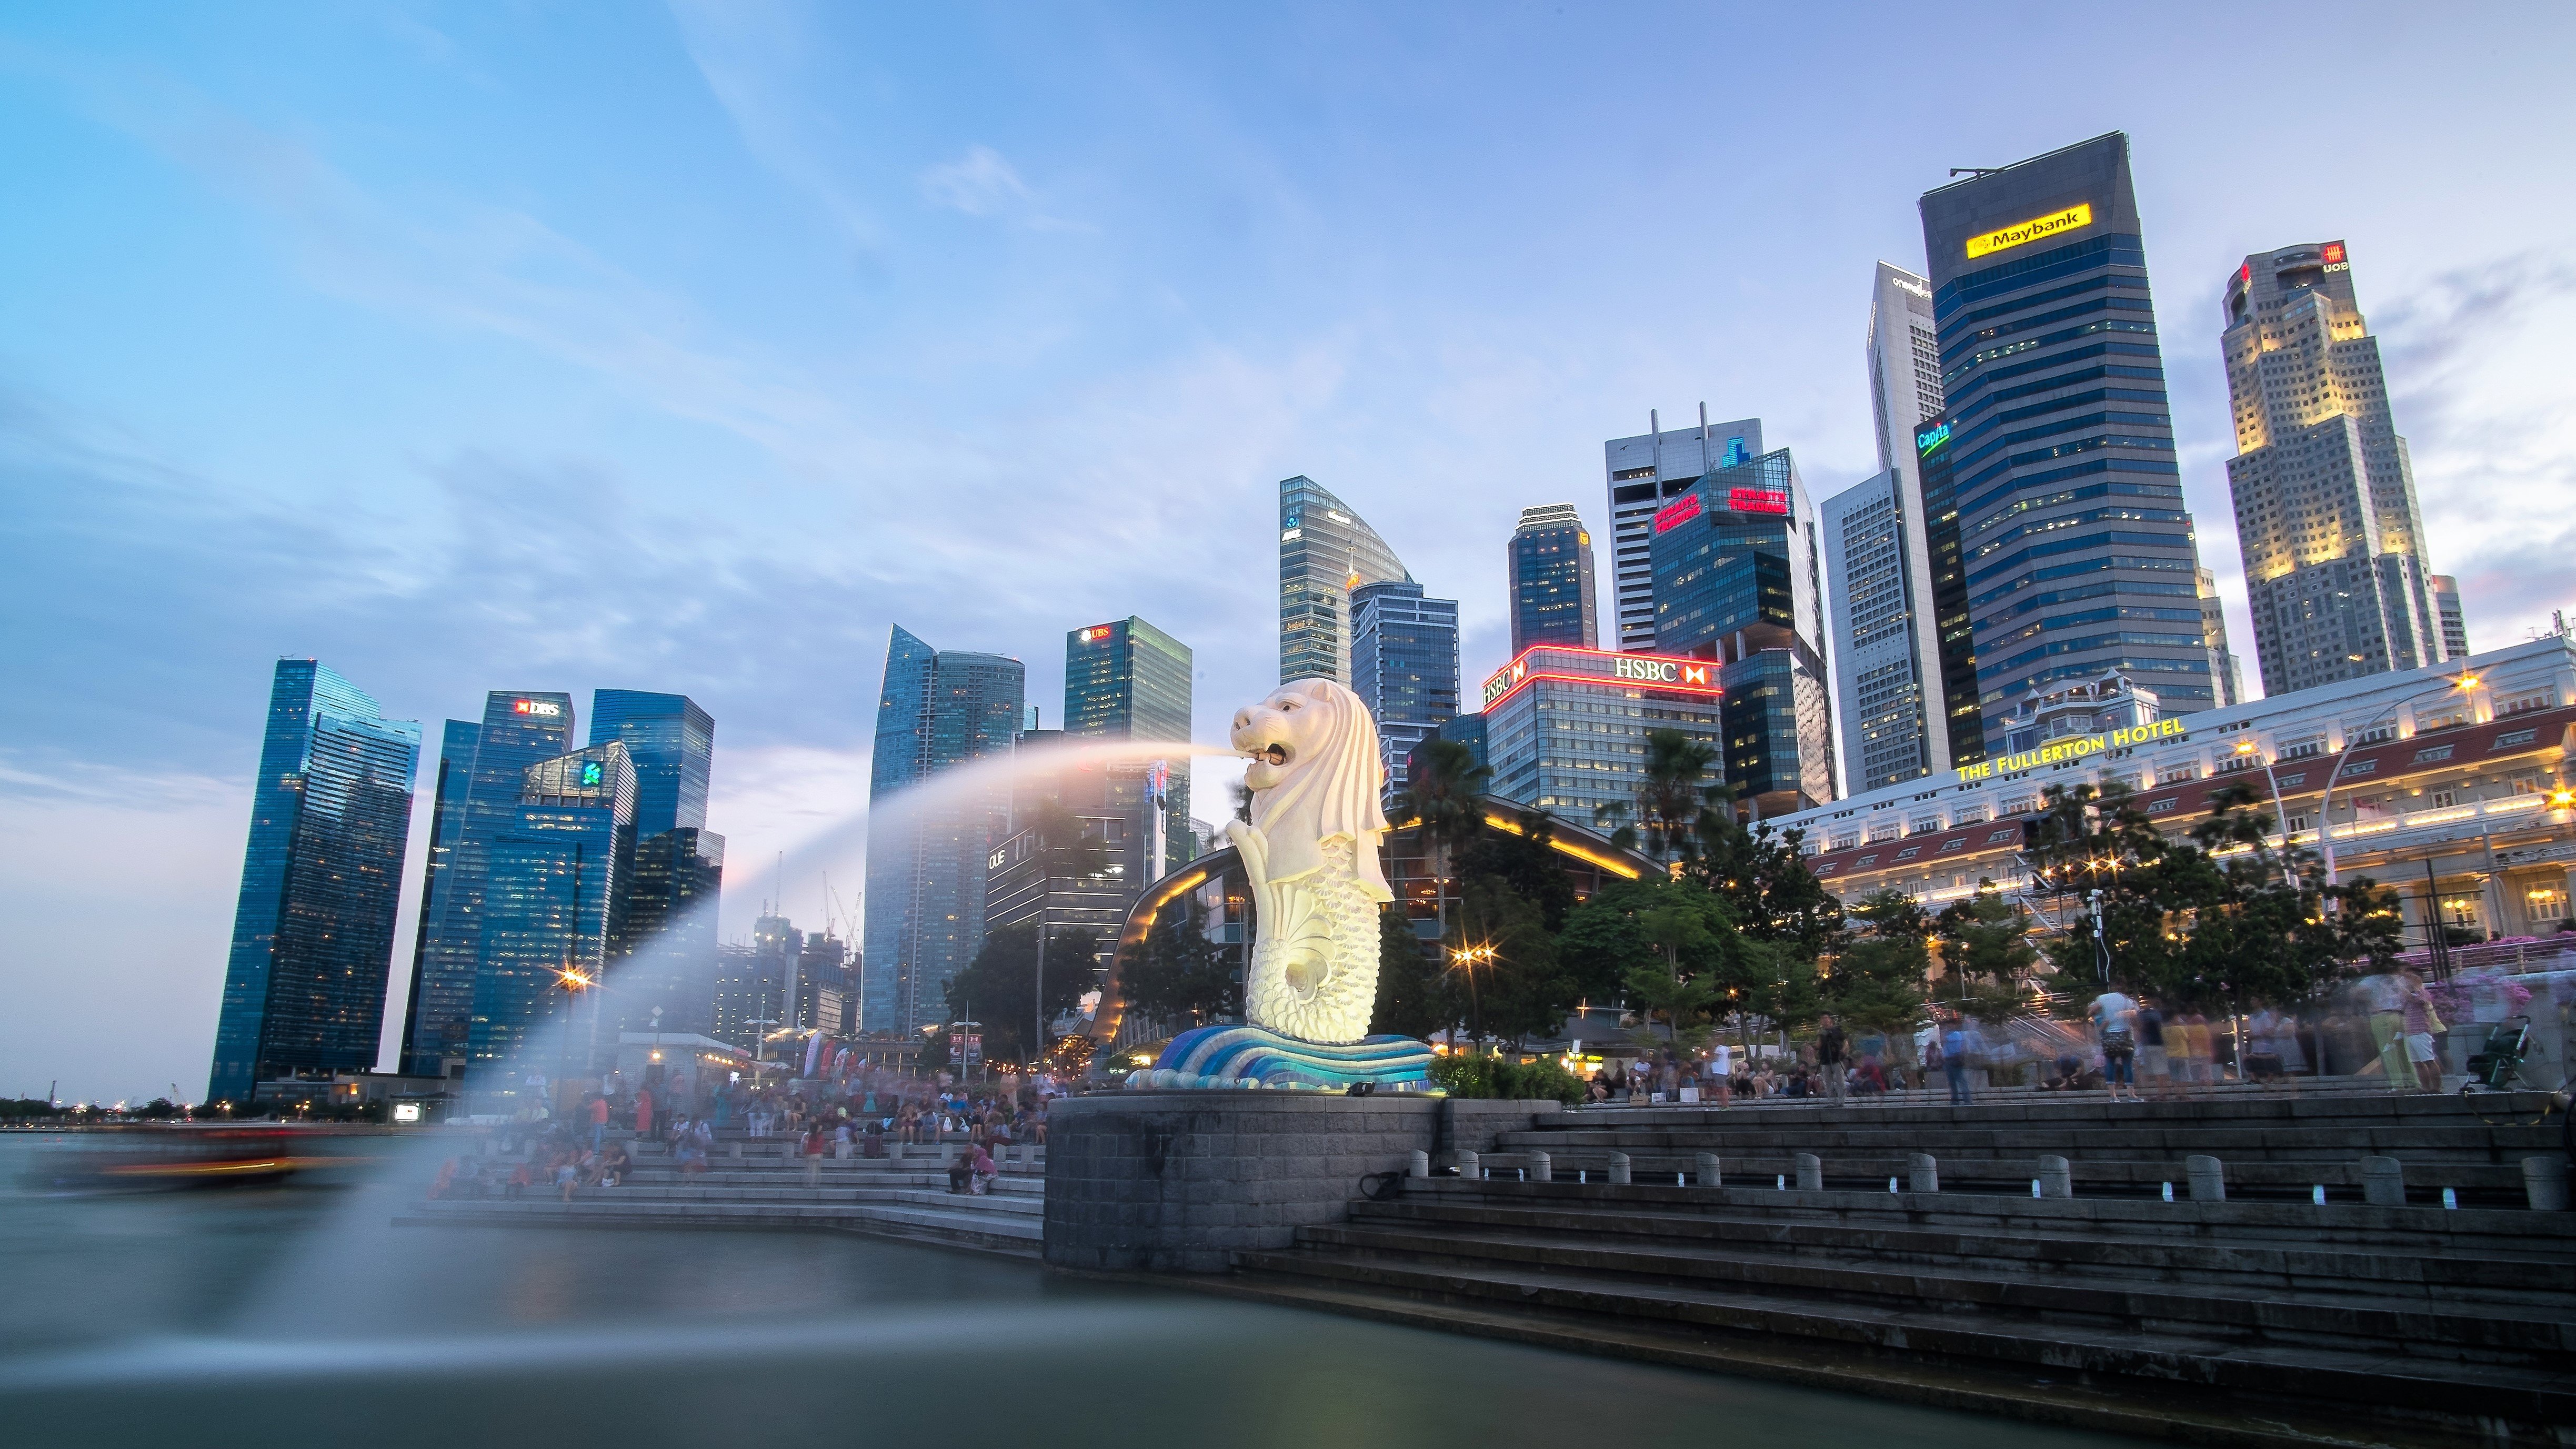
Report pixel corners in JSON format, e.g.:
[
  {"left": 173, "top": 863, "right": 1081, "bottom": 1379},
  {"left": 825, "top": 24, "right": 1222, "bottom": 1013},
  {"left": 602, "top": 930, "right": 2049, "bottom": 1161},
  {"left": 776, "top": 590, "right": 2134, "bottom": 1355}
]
[{"left": 1043, "top": 1092, "right": 1555, "bottom": 1273}]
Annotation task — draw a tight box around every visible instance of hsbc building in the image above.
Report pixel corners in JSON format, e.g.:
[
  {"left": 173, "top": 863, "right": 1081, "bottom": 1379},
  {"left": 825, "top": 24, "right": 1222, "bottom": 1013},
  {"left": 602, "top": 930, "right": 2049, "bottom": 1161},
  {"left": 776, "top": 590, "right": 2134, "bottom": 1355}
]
[{"left": 1478, "top": 645, "right": 1727, "bottom": 823}]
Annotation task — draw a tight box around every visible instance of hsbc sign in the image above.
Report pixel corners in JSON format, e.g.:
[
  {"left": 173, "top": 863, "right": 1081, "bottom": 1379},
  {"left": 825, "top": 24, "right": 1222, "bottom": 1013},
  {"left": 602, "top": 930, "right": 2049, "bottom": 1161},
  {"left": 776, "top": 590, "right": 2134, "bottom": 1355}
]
[{"left": 1482, "top": 648, "right": 1720, "bottom": 707}]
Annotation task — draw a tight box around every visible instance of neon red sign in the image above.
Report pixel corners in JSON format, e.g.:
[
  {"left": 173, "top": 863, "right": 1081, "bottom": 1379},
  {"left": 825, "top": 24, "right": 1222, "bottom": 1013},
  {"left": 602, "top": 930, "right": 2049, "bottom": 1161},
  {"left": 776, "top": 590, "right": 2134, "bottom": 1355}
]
[
  {"left": 1727, "top": 488, "right": 1789, "bottom": 515},
  {"left": 2321, "top": 242, "right": 2346, "bottom": 264},
  {"left": 1651, "top": 495, "right": 1702, "bottom": 533}
]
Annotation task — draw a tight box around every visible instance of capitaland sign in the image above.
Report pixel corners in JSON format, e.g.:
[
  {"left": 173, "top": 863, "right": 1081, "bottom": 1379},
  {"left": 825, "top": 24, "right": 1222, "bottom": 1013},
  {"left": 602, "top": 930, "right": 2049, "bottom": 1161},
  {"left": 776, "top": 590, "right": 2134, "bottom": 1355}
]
[
  {"left": 1963, "top": 202, "right": 2094, "bottom": 260},
  {"left": 1482, "top": 648, "right": 1719, "bottom": 707},
  {"left": 1916, "top": 420, "right": 1951, "bottom": 457},
  {"left": 1953, "top": 717, "right": 2189, "bottom": 781}
]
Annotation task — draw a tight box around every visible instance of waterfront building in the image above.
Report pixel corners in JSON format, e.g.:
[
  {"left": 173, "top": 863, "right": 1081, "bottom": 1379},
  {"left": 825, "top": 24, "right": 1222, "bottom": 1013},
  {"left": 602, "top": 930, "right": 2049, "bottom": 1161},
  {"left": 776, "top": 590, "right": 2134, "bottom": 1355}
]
[
  {"left": 610, "top": 826, "right": 725, "bottom": 1039},
  {"left": 1918, "top": 133, "right": 2215, "bottom": 750},
  {"left": 1508, "top": 504, "right": 1600, "bottom": 652},
  {"left": 863, "top": 626, "right": 1025, "bottom": 1035},
  {"left": 1278, "top": 476, "right": 1412, "bottom": 685},
  {"left": 2222, "top": 240, "right": 2447, "bottom": 694},
  {"left": 1065, "top": 616, "right": 1195, "bottom": 878},
  {"left": 1776, "top": 636, "right": 2576, "bottom": 947},
  {"left": 400, "top": 690, "right": 577, "bottom": 1076},
  {"left": 1645, "top": 447, "right": 1837, "bottom": 815},
  {"left": 207, "top": 660, "right": 422, "bottom": 1106},
  {"left": 1351, "top": 580, "right": 1461, "bottom": 800},
  {"left": 1822, "top": 470, "right": 1947, "bottom": 794},
  {"left": 983, "top": 728, "right": 1154, "bottom": 1002},
  {"left": 1478, "top": 644, "right": 1727, "bottom": 826},
  {"left": 2433, "top": 574, "right": 2470, "bottom": 659},
  {"left": 468, "top": 740, "right": 636, "bottom": 1071},
  {"left": 1604, "top": 409, "right": 1761, "bottom": 652},
  {"left": 587, "top": 691, "right": 711, "bottom": 836}
]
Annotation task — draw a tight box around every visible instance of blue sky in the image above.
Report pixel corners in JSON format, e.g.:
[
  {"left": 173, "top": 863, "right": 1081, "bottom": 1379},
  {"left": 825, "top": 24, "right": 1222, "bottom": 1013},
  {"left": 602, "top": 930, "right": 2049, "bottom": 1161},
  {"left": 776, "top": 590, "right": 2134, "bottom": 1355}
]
[{"left": 4, "top": 2, "right": 2571, "bottom": 1102}]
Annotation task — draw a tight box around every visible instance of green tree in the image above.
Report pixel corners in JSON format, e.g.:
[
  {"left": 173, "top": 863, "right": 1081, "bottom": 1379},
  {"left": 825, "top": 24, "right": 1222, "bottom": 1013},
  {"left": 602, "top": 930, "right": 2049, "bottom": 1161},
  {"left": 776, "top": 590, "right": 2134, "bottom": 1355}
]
[
  {"left": 1392, "top": 738, "right": 1494, "bottom": 937},
  {"left": 1457, "top": 872, "right": 1577, "bottom": 1045},
  {"left": 1454, "top": 809, "right": 1579, "bottom": 930},
  {"left": 1693, "top": 815, "right": 1846, "bottom": 963},
  {"left": 1593, "top": 728, "right": 1723, "bottom": 866},
  {"left": 1369, "top": 903, "right": 1455, "bottom": 1040},
  {"left": 1826, "top": 889, "right": 1931, "bottom": 1057},
  {"left": 1121, "top": 903, "right": 1240, "bottom": 1026},
  {"left": 944, "top": 922, "right": 1095, "bottom": 1063},
  {"left": 1933, "top": 884, "right": 2040, "bottom": 1023}
]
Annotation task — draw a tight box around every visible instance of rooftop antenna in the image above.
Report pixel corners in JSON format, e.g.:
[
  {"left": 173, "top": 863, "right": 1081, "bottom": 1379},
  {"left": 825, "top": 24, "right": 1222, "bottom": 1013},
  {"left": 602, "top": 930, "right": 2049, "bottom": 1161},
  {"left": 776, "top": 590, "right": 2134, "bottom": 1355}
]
[
  {"left": 1949, "top": 167, "right": 2002, "bottom": 178},
  {"left": 1699, "top": 401, "right": 1711, "bottom": 471},
  {"left": 1649, "top": 408, "right": 1660, "bottom": 475}
]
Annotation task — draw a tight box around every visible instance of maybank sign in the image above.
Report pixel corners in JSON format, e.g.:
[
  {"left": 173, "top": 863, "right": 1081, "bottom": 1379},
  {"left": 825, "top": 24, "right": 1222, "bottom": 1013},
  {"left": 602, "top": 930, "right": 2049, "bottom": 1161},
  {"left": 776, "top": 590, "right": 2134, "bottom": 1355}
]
[
  {"left": 1954, "top": 717, "right": 2187, "bottom": 781},
  {"left": 1964, "top": 202, "right": 2093, "bottom": 260}
]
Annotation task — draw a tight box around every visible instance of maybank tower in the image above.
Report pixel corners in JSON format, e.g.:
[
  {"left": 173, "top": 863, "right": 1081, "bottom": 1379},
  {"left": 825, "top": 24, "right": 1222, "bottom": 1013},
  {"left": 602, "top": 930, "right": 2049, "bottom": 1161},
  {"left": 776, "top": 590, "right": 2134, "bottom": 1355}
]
[{"left": 1917, "top": 134, "right": 2220, "bottom": 754}]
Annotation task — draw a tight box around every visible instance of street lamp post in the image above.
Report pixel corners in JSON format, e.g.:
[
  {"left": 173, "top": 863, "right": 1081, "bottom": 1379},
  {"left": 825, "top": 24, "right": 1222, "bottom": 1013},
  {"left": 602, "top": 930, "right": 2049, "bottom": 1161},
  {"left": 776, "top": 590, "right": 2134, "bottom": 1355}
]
[{"left": 2230, "top": 739, "right": 2299, "bottom": 889}]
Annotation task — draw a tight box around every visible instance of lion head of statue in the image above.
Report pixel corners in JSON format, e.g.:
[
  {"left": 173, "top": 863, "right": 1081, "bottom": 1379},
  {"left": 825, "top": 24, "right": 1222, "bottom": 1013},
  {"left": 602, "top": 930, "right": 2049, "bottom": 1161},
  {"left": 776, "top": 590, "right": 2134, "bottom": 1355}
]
[{"left": 1229, "top": 678, "right": 1391, "bottom": 894}]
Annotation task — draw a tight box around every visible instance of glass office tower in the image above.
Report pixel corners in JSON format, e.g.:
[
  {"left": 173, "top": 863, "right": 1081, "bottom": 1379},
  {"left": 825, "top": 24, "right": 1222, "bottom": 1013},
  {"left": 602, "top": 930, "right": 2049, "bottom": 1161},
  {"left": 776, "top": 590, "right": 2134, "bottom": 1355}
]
[
  {"left": 469, "top": 742, "right": 636, "bottom": 1070},
  {"left": 399, "top": 690, "right": 577, "bottom": 1076},
  {"left": 1350, "top": 580, "right": 1461, "bottom": 800},
  {"left": 589, "top": 691, "right": 724, "bottom": 1036},
  {"left": 1645, "top": 447, "right": 1837, "bottom": 816},
  {"left": 1911, "top": 410, "right": 1986, "bottom": 764},
  {"left": 588, "top": 691, "right": 712, "bottom": 837},
  {"left": 1605, "top": 410, "right": 1761, "bottom": 652},
  {"left": 1507, "top": 504, "right": 1599, "bottom": 652},
  {"left": 863, "top": 626, "right": 1025, "bottom": 1034},
  {"left": 207, "top": 659, "right": 421, "bottom": 1105},
  {"left": 1919, "top": 133, "right": 2212, "bottom": 748},
  {"left": 1065, "top": 616, "right": 1195, "bottom": 879},
  {"left": 1278, "top": 476, "right": 1412, "bottom": 685}
]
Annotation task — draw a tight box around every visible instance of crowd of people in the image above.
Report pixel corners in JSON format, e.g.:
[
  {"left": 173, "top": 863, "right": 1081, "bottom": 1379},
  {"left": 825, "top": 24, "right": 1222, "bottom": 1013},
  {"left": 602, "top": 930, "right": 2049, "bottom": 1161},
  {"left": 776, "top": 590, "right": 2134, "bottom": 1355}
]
[{"left": 426, "top": 1062, "right": 1068, "bottom": 1203}]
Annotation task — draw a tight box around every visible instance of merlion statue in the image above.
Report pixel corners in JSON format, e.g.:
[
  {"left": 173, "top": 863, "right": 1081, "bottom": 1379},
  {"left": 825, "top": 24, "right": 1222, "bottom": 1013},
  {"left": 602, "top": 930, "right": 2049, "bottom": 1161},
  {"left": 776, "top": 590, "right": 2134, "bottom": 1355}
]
[
  {"left": 1226, "top": 678, "right": 1396, "bottom": 1044},
  {"left": 1126, "top": 678, "right": 1432, "bottom": 1091}
]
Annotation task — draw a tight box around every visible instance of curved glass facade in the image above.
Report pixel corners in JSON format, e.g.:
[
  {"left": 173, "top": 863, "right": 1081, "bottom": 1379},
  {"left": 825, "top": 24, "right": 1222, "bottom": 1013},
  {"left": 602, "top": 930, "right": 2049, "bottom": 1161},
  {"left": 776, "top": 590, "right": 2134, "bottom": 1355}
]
[{"left": 1278, "top": 476, "right": 1411, "bottom": 685}]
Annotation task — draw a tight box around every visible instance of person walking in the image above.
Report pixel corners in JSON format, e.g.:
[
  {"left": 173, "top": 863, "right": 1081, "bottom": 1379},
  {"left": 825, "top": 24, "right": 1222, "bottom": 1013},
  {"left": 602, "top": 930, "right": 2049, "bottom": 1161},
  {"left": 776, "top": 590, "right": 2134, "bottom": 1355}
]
[
  {"left": 587, "top": 1091, "right": 609, "bottom": 1152},
  {"left": 1816, "top": 1016, "right": 1849, "bottom": 1105},
  {"left": 1939, "top": 1014, "right": 1974, "bottom": 1106}
]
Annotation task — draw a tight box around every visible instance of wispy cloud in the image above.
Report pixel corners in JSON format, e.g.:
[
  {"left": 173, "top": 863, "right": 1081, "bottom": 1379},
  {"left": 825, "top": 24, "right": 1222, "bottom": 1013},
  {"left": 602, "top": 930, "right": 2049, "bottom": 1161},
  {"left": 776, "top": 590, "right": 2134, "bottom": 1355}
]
[{"left": 918, "top": 143, "right": 1086, "bottom": 232}]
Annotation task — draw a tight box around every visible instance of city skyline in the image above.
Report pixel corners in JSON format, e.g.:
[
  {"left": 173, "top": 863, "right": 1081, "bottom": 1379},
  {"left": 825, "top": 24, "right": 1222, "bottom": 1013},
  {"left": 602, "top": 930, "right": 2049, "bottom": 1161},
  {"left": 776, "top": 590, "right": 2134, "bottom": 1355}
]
[{"left": 6, "top": 4, "right": 2573, "bottom": 1102}]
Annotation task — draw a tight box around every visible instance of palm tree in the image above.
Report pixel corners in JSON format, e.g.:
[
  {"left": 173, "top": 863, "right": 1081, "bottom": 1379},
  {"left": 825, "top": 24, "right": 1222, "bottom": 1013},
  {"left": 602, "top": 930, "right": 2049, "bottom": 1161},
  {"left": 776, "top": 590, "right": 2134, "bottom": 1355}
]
[
  {"left": 1395, "top": 739, "right": 1492, "bottom": 938},
  {"left": 1596, "top": 728, "right": 1723, "bottom": 868}
]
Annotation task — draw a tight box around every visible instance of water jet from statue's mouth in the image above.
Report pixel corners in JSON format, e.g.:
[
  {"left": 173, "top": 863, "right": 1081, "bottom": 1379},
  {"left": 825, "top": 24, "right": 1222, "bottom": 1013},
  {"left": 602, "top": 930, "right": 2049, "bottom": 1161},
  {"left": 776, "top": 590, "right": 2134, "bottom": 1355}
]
[{"left": 1248, "top": 742, "right": 1292, "bottom": 766}]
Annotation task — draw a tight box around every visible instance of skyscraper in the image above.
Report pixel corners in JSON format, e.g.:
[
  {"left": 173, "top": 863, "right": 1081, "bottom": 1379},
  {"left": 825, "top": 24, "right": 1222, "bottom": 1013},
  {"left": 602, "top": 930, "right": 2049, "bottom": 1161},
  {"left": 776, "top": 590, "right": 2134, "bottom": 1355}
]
[
  {"left": 2221, "top": 239, "right": 2447, "bottom": 694},
  {"left": 208, "top": 660, "right": 420, "bottom": 1105},
  {"left": 400, "top": 690, "right": 577, "bottom": 1075},
  {"left": 1867, "top": 263, "right": 1948, "bottom": 481},
  {"left": 469, "top": 741, "right": 636, "bottom": 1069},
  {"left": 2197, "top": 567, "right": 2246, "bottom": 708},
  {"left": 2432, "top": 574, "right": 2470, "bottom": 658},
  {"left": 1065, "top": 616, "right": 1196, "bottom": 881},
  {"left": 587, "top": 691, "right": 724, "bottom": 1038},
  {"left": 1821, "top": 470, "right": 1947, "bottom": 793},
  {"left": 1910, "top": 410, "right": 1985, "bottom": 764},
  {"left": 1646, "top": 447, "right": 1837, "bottom": 814},
  {"left": 1507, "top": 504, "right": 1599, "bottom": 652},
  {"left": 1604, "top": 410, "right": 1760, "bottom": 652},
  {"left": 1919, "top": 133, "right": 2214, "bottom": 747},
  {"left": 587, "top": 691, "right": 712, "bottom": 837},
  {"left": 863, "top": 626, "right": 1025, "bottom": 1034},
  {"left": 1278, "top": 476, "right": 1412, "bottom": 684},
  {"left": 1350, "top": 580, "right": 1461, "bottom": 799}
]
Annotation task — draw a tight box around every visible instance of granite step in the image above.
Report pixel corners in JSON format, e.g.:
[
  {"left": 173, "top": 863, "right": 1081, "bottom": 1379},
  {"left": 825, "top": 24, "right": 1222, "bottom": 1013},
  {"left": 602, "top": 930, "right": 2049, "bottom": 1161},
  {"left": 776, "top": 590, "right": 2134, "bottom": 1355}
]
[{"left": 398, "top": 1194, "right": 1041, "bottom": 1254}]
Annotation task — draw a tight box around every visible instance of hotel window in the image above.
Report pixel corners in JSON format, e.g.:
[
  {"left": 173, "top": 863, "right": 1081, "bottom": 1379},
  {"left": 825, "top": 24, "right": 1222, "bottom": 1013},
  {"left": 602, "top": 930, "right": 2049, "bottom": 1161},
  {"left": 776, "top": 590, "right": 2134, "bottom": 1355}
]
[
  {"left": 2157, "top": 766, "right": 2198, "bottom": 786},
  {"left": 2500, "top": 690, "right": 2557, "bottom": 716},
  {"left": 2529, "top": 885, "right": 2569, "bottom": 922},
  {"left": 2414, "top": 745, "right": 2454, "bottom": 763},
  {"left": 2279, "top": 735, "right": 2327, "bottom": 760},
  {"left": 2428, "top": 789, "right": 2458, "bottom": 809},
  {"left": 1895, "top": 846, "right": 1922, "bottom": 860},
  {"left": 2491, "top": 729, "right": 2539, "bottom": 751},
  {"left": 2347, "top": 723, "right": 2395, "bottom": 746}
]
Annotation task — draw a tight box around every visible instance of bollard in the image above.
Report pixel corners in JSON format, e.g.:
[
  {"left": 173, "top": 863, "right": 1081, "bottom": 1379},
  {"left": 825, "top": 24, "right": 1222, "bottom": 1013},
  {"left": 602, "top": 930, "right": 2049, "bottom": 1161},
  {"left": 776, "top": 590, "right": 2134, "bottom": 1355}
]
[
  {"left": 730, "top": 1140, "right": 742, "bottom": 1161},
  {"left": 2361, "top": 1155, "right": 2405, "bottom": 1208},
  {"left": 1908, "top": 1153, "right": 1939, "bottom": 1194},
  {"left": 1408, "top": 1150, "right": 1430, "bottom": 1179},
  {"left": 1795, "top": 1153, "right": 1822, "bottom": 1192},
  {"left": 2524, "top": 1155, "right": 2571, "bottom": 1212},
  {"left": 835, "top": 1141, "right": 851, "bottom": 1161},
  {"left": 1695, "top": 1153, "right": 1721, "bottom": 1188},
  {"left": 2038, "top": 1155, "right": 2072, "bottom": 1200},
  {"left": 804, "top": 1157, "right": 820, "bottom": 1187},
  {"left": 941, "top": 1144, "right": 957, "bottom": 1165},
  {"left": 1456, "top": 1150, "right": 1480, "bottom": 1183},
  {"left": 1529, "top": 1151, "right": 1552, "bottom": 1183},
  {"left": 888, "top": 1141, "right": 904, "bottom": 1163},
  {"left": 1608, "top": 1152, "right": 1632, "bottom": 1185},
  {"left": 2186, "top": 1155, "right": 2226, "bottom": 1203}
]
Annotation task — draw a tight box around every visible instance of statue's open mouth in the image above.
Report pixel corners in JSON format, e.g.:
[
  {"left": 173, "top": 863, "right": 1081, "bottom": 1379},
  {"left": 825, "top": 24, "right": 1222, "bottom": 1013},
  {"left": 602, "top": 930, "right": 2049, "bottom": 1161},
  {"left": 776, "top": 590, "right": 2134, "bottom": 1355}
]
[{"left": 1250, "top": 742, "right": 1294, "bottom": 766}]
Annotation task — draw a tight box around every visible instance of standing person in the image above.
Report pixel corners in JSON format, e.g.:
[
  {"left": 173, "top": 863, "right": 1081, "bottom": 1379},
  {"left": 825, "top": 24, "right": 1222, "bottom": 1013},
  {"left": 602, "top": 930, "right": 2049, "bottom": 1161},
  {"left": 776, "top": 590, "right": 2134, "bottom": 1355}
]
[
  {"left": 2400, "top": 973, "right": 2444, "bottom": 1092},
  {"left": 2090, "top": 987, "right": 2141, "bottom": 1103},
  {"left": 1816, "top": 1015, "right": 1848, "bottom": 1104},
  {"left": 2181, "top": 1010, "right": 2214, "bottom": 1089},
  {"left": 633, "top": 1085, "right": 654, "bottom": 1141},
  {"left": 2358, "top": 970, "right": 2411, "bottom": 1089},
  {"left": 588, "top": 1091, "right": 609, "bottom": 1152},
  {"left": 1939, "top": 1014, "right": 1974, "bottom": 1106},
  {"left": 1709, "top": 1041, "right": 1735, "bottom": 1108}
]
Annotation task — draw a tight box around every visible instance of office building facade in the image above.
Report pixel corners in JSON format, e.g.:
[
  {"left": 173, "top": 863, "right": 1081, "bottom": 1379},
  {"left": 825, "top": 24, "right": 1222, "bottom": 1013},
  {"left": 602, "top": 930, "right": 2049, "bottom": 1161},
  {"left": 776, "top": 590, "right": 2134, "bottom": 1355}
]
[
  {"left": 1822, "top": 470, "right": 1946, "bottom": 793},
  {"left": 208, "top": 660, "right": 422, "bottom": 1105},
  {"left": 1065, "top": 616, "right": 1194, "bottom": 878},
  {"left": 2222, "top": 239, "right": 2447, "bottom": 695},
  {"left": 587, "top": 691, "right": 724, "bottom": 1039},
  {"left": 2198, "top": 567, "right": 2246, "bottom": 708},
  {"left": 1480, "top": 645, "right": 1727, "bottom": 827},
  {"left": 1918, "top": 133, "right": 2215, "bottom": 749},
  {"left": 1350, "top": 580, "right": 1461, "bottom": 800},
  {"left": 1507, "top": 504, "right": 1600, "bottom": 652},
  {"left": 587, "top": 691, "right": 711, "bottom": 837},
  {"left": 1278, "top": 476, "right": 1412, "bottom": 685},
  {"left": 1645, "top": 448, "right": 1838, "bottom": 815},
  {"left": 1605, "top": 410, "right": 1761, "bottom": 652},
  {"left": 400, "top": 690, "right": 578, "bottom": 1076},
  {"left": 863, "top": 626, "right": 1025, "bottom": 1035},
  {"left": 468, "top": 741, "right": 636, "bottom": 1070},
  {"left": 2433, "top": 575, "right": 2470, "bottom": 658}
]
